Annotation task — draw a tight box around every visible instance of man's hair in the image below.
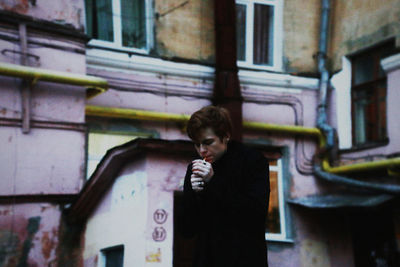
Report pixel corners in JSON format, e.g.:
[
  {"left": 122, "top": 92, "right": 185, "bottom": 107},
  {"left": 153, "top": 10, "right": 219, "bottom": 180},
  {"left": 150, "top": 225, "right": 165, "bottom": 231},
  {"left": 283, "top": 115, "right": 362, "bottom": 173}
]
[{"left": 187, "top": 106, "right": 232, "bottom": 141}]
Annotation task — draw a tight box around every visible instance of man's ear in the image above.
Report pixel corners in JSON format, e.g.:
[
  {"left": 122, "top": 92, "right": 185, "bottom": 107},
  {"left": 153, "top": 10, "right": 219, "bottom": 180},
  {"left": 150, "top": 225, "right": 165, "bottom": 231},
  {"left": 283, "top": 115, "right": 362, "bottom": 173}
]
[{"left": 224, "top": 135, "right": 230, "bottom": 144}]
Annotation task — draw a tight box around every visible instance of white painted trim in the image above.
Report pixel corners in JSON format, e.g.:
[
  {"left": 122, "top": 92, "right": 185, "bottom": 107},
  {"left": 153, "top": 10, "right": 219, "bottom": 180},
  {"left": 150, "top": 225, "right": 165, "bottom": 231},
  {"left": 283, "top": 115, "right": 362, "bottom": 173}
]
[
  {"left": 381, "top": 53, "right": 400, "bottom": 74},
  {"left": 86, "top": 51, "right": 215, "bottom": 79},
  {"left": 113, "top": 0, "right": 122, "bottom": 46},
  {"left": 86, "top": 50, "right": 319, "bottom": 90},
  {"left": 331, "top": 57, "right": 352, "bottom": 149},
  {"left": 146, "top": 0, "right": 154, "bottom": 51}
]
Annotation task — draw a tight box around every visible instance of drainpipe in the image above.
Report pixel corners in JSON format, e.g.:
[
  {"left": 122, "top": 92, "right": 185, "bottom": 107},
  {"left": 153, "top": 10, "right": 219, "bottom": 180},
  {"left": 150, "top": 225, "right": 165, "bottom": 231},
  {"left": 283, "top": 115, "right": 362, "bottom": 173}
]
[
  {"left": 316, "top": 0, "right": 335, "bottom": 151},
  {"left": 313, "top": 0, "right": 400, "bottom": 195},
  {"left": 213, "top": 0, "right": 243, "bottom": 141}
]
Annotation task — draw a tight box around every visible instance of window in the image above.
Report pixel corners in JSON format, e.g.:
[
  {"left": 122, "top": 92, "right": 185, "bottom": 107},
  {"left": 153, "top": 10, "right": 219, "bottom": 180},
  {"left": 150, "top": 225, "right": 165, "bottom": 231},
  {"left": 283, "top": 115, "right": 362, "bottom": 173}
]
[
  {"left": 236, "top": 0, "right": 282, "bottom": 70},
  {"left": 100, "top": 245, "right": 124, "bottom": 267},
  {"left": 351, "top": 41, "right": 394, "bottom": 147},
  {"left": 86, "top": 117, "right": 157, "bottom": 179},
  {"left": 87, "top": 132, "right": 139, "bottom": 178},
  {"left": 85, "top": 0, "right": 152, "bottom": 53},
  {"left": 266, "top": 158, "right": 288, "bottom": 241}
]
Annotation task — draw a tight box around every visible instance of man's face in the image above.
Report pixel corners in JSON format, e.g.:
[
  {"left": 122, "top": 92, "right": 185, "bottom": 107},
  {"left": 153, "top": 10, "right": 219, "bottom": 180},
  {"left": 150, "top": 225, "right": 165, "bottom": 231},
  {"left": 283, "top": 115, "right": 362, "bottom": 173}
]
[{"left": 193, "top": 127, "right": 228, "bottom": 163}]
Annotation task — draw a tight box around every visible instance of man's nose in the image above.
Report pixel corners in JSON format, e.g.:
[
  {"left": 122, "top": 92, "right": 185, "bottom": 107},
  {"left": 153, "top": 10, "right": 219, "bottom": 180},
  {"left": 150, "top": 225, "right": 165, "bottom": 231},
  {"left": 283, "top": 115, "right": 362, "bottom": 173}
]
[{"left": 199, "top": 144, "right": 207, "bottom": 154}]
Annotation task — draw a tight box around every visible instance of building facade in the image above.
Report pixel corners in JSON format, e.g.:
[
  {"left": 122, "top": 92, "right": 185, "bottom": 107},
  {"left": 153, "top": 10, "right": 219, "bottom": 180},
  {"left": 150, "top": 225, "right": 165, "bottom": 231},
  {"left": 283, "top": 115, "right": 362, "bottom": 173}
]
[{"left": 0, "top": 0, "right": 400, "bottom": 266}]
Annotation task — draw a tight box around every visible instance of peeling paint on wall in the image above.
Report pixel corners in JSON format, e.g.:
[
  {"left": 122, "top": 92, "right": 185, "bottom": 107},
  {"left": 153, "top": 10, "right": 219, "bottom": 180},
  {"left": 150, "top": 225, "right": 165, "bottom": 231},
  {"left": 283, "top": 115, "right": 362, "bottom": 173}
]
[
  {"left": 18, "top": 216, "right": 41, "bottom": 267},
  {"left": 0, "top": 230, "right": 20, "bottom": 266}
]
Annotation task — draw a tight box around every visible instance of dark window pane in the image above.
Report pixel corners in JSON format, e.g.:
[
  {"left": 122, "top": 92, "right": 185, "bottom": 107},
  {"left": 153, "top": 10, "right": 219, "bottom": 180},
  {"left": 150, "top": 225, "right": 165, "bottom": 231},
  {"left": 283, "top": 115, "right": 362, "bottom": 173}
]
[
  {"left": 103, "top": 245, "right": 124, "bottom": 267},
  {"left": 352, "top": 80, "right": 387, "bottom": 145},
  {"left": 253, "top": 4, "right": 274, "bottom": 66},
  {"left": 121, "top": 0, "right": 146, "bottom": 49},
  {"left": 236, "top": 4, "right": 246, "bottom": 61},
  {"left": 353, "top": 54, "right": 374, "bottom": 85},
  {"left": 85, "top": 0, "right": 114, "bottom": 41}
]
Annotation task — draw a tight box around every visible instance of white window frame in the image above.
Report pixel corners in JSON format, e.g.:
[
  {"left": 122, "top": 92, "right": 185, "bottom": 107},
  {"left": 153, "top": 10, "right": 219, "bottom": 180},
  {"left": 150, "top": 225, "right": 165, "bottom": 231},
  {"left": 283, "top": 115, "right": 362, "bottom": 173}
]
[
  {"left": 87, "top": 0, "right": 154, "bottom": 54},
  {"left": 236, "top": 0, "right": 283, "bottom": 71},
  {"left": 265, "top": 158, "right": 287, "bottom": 241}
]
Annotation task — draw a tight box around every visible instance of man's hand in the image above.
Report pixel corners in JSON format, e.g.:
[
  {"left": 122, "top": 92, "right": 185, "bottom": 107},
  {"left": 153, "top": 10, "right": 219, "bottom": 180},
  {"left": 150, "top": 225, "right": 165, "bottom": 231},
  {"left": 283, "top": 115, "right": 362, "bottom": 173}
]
[
  {"left": 190, "top": 174, "right": 204, "bottom": 192},
  {"left": 192, "top": 159, "right": 214, "bottom": 183}
]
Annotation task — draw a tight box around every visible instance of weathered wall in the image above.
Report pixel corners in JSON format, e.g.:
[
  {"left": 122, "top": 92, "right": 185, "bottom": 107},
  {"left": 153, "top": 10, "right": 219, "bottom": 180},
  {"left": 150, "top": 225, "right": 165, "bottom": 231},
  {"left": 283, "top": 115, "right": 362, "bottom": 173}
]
[
  {"left": 83, "top": 152, "right": 188, "bottom": 267},
  {"left": 0, "top": 0, "right": 85, "bottom": 30},
  {"left": 83, "top": 159, "right": 148, "bottom": 266},
  {"left": 330, "top": 0, "right": 400, "bottom": 72},
  {"left": 0, "top": 19, "right": 88, "bottom": 195},
  {"left": 0, "top": 5, "right": 91, "bottom": 267},
  {"left": 283, "top": 0, "right": 320, "bottom": 75},
  {"left": 154, "top": 0, "right": 215, "bottom": 63},
  {"left": 0, "top": 203, "right": 61, "bottom": 266}
]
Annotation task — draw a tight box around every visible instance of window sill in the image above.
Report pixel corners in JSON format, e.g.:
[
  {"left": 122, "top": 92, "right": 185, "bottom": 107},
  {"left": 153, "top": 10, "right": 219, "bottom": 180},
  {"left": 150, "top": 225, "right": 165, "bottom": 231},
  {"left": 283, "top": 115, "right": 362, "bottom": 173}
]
[
  {"left": 238, "top": 61, "right": 282, "bottom": 73},
  {"left": 266, "top": 237, "right": 294, "bottom": 244},
  {"left": 87, "top": 39, "right": 150, "bottom": 56},
  {"left": 86, "top": 49, "right": 319, "bottom": 90},
  {"left": 339, "top": 138, "right": 389, "bottom": 154}
]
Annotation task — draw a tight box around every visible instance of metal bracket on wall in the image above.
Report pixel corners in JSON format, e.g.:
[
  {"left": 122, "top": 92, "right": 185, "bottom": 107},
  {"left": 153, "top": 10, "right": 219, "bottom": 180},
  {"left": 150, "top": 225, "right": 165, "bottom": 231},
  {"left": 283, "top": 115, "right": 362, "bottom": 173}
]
[{"left": 19, "top": 23, "right": 31, "bottom": 134}]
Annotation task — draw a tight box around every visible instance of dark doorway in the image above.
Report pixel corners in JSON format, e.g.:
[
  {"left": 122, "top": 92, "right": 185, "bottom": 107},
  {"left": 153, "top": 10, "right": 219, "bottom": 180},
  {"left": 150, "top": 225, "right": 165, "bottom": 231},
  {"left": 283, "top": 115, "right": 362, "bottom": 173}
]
[
  {"left": 173, "top": 191, "right": 195, "bottom": 267},
  {"left": 350, "top": 208, "right": 399, "bottom": 267}
]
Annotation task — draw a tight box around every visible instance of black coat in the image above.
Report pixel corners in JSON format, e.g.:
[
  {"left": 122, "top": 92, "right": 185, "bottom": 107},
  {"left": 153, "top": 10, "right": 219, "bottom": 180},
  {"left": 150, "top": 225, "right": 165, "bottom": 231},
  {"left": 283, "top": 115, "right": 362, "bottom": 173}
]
[{"left": 183, "top": 141, "right": 270, "bottom": 267}]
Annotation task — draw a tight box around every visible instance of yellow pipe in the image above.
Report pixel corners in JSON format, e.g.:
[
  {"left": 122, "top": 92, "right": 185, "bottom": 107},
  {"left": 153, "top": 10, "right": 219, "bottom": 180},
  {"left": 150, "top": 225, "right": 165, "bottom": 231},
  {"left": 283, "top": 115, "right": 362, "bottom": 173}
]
[
  {"left": 85, "top": 105, "right": 400, "bottom": 176},
  {"left": 323, "top": 157, "right": 400, "bottom": 175},
  {"left": 86, "top": 105, "right": 190, "bottom": 123},
  {"left": 86, "top": 105, "right": 325, "bottom": 144},
  {"left": 243, "top": 121, "right": 326, "bottom": 148},
  {"left": 0, "top": 62, "right": 108, "bottom": 99}
]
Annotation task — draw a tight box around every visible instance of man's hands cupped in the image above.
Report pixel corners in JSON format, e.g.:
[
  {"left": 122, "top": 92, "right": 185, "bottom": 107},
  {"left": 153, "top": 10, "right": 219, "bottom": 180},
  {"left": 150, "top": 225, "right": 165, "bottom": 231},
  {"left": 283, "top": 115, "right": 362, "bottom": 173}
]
[{"left": 190, "top": 159, "right": 214, "bottom": 191}]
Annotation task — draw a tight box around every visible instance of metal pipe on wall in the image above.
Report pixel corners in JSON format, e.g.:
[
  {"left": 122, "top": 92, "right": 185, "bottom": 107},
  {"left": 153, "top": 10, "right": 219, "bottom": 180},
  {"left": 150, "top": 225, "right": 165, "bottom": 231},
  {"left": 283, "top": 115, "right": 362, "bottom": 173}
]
[
  {"left": 0, "top": 62, "right": 108, "bottom": 98},
  {"left": 85, "top": 105, "right": 400, "bottom": 182}
]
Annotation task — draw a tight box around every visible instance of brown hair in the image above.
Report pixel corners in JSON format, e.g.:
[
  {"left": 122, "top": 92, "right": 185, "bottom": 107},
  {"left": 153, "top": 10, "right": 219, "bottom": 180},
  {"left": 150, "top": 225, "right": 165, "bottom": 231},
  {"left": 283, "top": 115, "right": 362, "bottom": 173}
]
[{"left": 186, "top": 106, "right": 232, "bottom": 141}]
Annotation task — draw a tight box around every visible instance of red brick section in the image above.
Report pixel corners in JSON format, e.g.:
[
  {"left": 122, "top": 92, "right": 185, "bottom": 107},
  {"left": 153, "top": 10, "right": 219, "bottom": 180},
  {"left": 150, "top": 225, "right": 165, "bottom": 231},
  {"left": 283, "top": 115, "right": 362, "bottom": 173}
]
[{"left": 213, "top": 0, "right": 243, "bottom": 142}]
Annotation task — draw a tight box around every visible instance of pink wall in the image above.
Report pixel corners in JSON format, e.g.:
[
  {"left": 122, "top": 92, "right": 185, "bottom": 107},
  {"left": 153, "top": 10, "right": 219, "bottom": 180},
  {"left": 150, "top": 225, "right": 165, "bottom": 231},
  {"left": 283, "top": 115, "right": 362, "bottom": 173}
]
[{"left": 0, "top": 0, "right": 85, "bottom": 30}]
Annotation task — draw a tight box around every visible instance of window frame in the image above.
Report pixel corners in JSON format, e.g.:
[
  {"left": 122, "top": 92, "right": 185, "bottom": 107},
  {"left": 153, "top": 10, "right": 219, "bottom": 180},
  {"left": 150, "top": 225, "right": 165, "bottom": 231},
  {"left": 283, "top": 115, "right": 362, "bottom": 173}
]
[
  {"left": 350, "top": 41, "right": 393, "bottom": 148},
  {"left": 265, "top": 158, "right": 288, "bottom": 242},
  {"left": 86, "top": 0, "right": 154, "bottom": 54},
  {"left": 235, "top": 0, "right": 283, "bottom": 71}
]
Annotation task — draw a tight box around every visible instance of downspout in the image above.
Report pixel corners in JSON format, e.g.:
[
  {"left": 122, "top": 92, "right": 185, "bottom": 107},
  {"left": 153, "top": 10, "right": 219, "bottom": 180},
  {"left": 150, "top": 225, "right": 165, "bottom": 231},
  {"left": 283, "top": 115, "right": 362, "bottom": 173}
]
[
  {"left": 314, "top": 0, "right": 400, "bottom": 195},
  {"left": 316, "top": 0, "right": 335, "bottom": 150}
]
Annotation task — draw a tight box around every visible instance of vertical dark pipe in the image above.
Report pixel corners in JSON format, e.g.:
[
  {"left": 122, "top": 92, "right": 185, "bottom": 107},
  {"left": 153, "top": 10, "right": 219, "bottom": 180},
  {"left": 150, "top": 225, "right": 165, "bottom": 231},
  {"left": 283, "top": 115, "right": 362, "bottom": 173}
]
[
  {"left": 316, "top": 0, "right": 335, "bottom": 150},
  {"left": 213, "top": 0, "right": 243, "bottom": 141}
]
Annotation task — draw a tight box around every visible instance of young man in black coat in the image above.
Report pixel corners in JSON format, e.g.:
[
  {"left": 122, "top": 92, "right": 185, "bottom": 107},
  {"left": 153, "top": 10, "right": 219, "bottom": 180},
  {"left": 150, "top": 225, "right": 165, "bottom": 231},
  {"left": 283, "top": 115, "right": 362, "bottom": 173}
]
[{"left": 183, "top": 106, "right": 270, "bottom": 267}]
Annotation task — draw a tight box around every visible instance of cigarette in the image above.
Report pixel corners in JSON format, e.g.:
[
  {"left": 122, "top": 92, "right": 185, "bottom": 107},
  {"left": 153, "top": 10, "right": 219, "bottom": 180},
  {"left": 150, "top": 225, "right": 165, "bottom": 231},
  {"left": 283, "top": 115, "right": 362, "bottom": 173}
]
[{"left": 202, "top": 158, "right": 207, "bottom": 164}]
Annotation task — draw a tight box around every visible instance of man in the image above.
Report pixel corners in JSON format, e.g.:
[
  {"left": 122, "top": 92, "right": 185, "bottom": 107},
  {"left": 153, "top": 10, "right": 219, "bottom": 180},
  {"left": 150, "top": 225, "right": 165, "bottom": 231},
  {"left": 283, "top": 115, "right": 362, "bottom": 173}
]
[{"left": 183, "top": 105, "right": 270, "bottom": 267}]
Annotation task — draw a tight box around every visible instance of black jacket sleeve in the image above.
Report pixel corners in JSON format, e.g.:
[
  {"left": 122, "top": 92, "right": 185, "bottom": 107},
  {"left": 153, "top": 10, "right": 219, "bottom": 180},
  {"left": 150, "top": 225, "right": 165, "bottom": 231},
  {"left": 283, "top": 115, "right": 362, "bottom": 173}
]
[{"left": 182, "top": 164, "right": 202, "bottom": 238}]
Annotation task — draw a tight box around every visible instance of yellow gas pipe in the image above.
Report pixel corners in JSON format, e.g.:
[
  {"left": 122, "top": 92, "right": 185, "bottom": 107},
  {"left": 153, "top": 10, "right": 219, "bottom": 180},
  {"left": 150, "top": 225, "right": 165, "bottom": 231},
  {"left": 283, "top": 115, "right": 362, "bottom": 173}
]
[
  {"left": 0, "top": 62, "right": 108, "bottom": 98},
  {"left": 85, "top": 105, "right": 400, "bottom": 176}
]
